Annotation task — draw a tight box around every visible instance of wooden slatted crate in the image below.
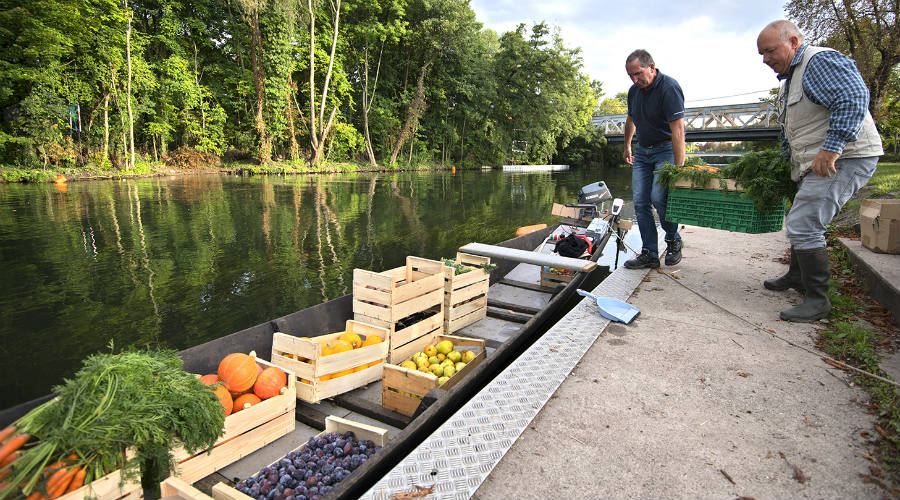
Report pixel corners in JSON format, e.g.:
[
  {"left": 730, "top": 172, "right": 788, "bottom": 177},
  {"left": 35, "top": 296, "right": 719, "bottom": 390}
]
[
  {"left": 270, "top": 321, "right": 389, "bottom": 403},
  {"left": 382, "top": 335, "right": 486, "bottom": 417},
  {"left": 57, "top": 357, "right": 296, "bottom": 500},
  {"left": 540, "top": 265, "right": 576, "bottom": 289},
  {"left": 443, "top": 252, "right": 490, "bottom": 334},
  {"left": 353, "top": 256, "right": 446, "bottom": 363},
  {"left": 160, "top": 477, "right": 213, "bottom": 500},
  {"left": 211, "top": 416, "right": 389, "bottom": 500}
]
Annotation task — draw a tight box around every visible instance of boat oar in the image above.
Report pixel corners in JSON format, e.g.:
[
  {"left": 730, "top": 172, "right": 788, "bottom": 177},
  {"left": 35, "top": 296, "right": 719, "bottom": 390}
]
[{"left": 576, "top": 289, "right": 640, "bottom": 324}]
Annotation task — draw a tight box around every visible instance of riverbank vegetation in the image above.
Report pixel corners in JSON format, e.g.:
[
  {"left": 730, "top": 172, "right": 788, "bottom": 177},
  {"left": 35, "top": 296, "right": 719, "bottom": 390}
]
[
  {"left": 0, "top": 0, "right": 612, "bottom": 176},
  {"left": 822, "top": 162, "right": 900, "bottom": 490},
  {"left": 822, "top": 241, "right": 900, "bottom": 490}
]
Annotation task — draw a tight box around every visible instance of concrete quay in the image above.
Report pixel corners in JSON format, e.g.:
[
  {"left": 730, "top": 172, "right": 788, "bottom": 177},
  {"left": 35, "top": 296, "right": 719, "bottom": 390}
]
[{"left": 471, "top": 226, "right": 894, "bottom": 499}]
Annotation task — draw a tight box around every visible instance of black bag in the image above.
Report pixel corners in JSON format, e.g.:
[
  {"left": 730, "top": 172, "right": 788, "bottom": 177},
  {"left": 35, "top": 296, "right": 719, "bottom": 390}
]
[{"left": 554, "top": 233, "right": 590, "bottom": 258}]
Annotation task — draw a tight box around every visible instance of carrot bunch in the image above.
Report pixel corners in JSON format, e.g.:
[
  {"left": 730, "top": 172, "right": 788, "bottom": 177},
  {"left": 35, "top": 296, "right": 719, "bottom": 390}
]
[
  {"left": 680, "top": 164, "right": 721, "bottom": 173},
  {"left": 0, "top": 425, "right": 87, "bottom": 500}
]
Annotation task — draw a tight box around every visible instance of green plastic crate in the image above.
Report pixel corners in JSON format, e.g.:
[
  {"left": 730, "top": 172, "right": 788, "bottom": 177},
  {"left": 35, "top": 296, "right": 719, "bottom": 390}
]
[{"left": 666, "top": 188, "right": 785, "bottom": 234}]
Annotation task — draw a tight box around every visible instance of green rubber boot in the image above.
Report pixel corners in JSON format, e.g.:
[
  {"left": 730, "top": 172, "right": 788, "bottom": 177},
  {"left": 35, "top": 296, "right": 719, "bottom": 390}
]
[
  {"left": 764, "top": 247, "right": 805, "bottom": 292},
  {"left": 779, "top": 247, "right": 831, "bottom": 323}
]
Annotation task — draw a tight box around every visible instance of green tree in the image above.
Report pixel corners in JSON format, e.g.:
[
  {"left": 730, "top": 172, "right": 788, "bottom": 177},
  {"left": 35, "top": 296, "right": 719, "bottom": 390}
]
[{"left": 786, "top": 0, "right": 899, "bottom": 122}]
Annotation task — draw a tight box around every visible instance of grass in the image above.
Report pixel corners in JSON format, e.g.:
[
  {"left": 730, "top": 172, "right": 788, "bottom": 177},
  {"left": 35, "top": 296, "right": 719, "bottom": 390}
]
[
  {"left": 869, "top": 162, "right": 900, "bottom": 197},
  {"left": 823, "top": 240, "right": 900, "bottom": 488},
  {"left": 0, "top": 157, "right": 448, "bottom": 183}
]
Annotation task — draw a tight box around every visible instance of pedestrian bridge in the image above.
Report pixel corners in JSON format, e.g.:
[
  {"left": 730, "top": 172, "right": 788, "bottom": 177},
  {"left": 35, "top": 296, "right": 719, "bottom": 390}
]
[{"left": 594, "top": 102, "right": 780, "bottom": 143}]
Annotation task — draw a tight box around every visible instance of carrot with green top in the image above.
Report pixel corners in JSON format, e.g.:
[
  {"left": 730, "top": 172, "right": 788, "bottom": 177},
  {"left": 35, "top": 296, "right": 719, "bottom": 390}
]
[
  {"left": 0, "top": 434, "right": 28, "bottom": 464},
  {"left": 63, "top": 467, "right": 86, "bottom": 494},
  {"left": 0, "top": 427, "right": 15, "bottom": 444},
  {"left": 46, "top": 467, "right": 77, "bottom": 499}
]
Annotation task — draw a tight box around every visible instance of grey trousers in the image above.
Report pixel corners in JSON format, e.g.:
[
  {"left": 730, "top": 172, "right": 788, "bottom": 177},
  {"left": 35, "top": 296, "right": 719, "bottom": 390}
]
[{"left": 785, "top": 156, "right": 879, "bottom": 250}]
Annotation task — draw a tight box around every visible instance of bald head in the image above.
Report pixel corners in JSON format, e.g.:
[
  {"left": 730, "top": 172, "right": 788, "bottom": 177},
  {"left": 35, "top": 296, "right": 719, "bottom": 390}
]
[
  {"left": 757, "top": 20, "right": 804, "bottom": 75},
  {"left": 761, "top": 20, "right": 803, "bottom": 43}
]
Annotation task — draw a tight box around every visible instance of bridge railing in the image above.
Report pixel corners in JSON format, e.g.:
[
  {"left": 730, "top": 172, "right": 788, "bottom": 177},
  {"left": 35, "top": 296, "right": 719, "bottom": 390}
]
[{"left": 592, "top": 102, "right": 778, "bottom": 135}]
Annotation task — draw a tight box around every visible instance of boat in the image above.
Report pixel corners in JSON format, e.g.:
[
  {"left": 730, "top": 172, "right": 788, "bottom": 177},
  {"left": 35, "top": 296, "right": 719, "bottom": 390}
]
[
  {"left": 0, "top": 185, "right": 629, "bottom": 500},
  {"left": 500, "top": 164, "right": 570, "bottom": 172}
]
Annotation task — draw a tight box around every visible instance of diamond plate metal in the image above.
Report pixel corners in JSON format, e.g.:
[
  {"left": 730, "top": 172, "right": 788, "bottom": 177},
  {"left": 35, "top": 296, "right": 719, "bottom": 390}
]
[{"left": 362, "top": 267, "right": 648, "bottom": 500}]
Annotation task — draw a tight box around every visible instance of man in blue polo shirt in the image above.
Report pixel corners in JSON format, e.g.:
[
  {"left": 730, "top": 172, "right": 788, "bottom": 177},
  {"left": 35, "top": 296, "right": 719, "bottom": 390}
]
[{"left": 622, "top": 49, "right": 685, "bottom": 269}]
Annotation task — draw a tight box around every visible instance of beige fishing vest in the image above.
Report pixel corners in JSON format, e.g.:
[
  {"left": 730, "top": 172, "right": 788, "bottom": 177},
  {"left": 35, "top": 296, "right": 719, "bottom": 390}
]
[{"left": 778, "top": 46, "right": 883, "bottom": 181}]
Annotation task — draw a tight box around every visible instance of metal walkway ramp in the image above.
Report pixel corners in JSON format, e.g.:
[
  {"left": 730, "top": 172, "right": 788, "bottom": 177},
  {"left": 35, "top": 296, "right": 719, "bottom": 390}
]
[{"left": 361, "top": 266, "right": 648, "bottom": 499}]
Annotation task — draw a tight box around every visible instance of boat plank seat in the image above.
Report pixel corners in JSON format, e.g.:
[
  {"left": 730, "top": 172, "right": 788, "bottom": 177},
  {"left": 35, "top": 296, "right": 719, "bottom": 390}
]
[{"left": 459, "top": 243, "right": 597, "bottom": 272}]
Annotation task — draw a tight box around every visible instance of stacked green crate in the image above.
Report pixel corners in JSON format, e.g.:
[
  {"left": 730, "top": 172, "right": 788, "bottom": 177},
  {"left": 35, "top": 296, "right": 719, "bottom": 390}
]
[{"left": 666, "top": 188, "right": 785, "bottom": 234}]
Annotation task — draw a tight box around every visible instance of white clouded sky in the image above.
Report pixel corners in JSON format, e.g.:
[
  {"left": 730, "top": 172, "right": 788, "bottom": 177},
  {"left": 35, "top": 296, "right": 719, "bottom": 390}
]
[{"left": 469, "top": 0, "right": 790, "bottom": 108}]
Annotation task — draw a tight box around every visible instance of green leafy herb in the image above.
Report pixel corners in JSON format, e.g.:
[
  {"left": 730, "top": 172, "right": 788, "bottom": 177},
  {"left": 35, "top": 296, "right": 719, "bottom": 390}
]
[
  {"left": 654, "top": 150, "right": 796, "bottom": 212},
  {"left": 655, "top": 159, "right": 729, "bottom": 191},
  {"left": 441, "top": 258, "right": 472, "bottom": 275},
  {"left": 2, "top": 348, "right": 225, "bottom": 500},
  {"left": 479, "top": 262, "right": 497, "bottom": 273},
  {"left": 721, "top": 150, "right": 796, "bottom": 211},
  {"left": 441, "top": 258, "right": 496, "bottom": 275}
]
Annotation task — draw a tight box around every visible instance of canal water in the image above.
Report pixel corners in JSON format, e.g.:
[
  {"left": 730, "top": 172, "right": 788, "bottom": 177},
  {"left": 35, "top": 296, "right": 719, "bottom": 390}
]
[{"left": 0, "top": 167, "right": 635, "bottom": 407}]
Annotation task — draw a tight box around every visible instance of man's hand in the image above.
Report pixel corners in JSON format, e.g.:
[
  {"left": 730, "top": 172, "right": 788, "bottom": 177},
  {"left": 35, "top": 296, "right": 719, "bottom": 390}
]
[
  {"left": 623, "top": 146, "right": 634, "bottom": 165},
  {"left": 811, "top": 150, "right": 839, "bottom": 177}
]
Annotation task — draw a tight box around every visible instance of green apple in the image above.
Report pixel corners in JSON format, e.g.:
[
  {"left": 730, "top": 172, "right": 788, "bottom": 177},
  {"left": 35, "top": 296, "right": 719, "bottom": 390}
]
[
  {"left": 447, "top": 350, "right": 462, "bottom": 363},
  {"left": 436, "top": 340, "right": 454, "bottom": 355}
]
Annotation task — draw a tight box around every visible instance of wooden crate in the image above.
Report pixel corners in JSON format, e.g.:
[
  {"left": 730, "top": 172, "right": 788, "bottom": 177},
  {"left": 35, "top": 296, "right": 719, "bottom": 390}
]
[
  {"left": 444, "top": 252, "right": 490, "bottom": 334},
  {"left": 270, "top": 320, "right": 389, "bottom": 404},
  {"left": 353, "top": 256, "right": 446, "bottom": 363},
  {"left": 58, "top": 358, "right": 296, "bottom": 500},
  {"left": 673, "top": 177, "right": 741, "bottom": 191},
  {"left": 211, "top": 416, "right": 389, "bottom": 500},
  {"left": 382, "top": 335, "right": 486, "bottom": 417},
  {"left": 160, "top": 476, "right": 213, "bottom": 500},
  {"left": 540, "top": 265, "right": 576, "bottom": 288}
]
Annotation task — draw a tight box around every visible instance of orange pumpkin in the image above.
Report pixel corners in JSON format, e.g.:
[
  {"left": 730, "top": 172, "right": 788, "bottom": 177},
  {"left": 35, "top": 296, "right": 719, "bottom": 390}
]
[
  {"left": 213, "top": 385, "right": 233, "bottom": 416},
  {"left": 200, "top": 374, "right": 219, "bottom": 385},
  {"left": 253, "top": 367, "right": 287, "bottom": 399},
  {"left": 218, "top": 353, "right": 258, "bottom": 393},
  {"left": 233, "top": 393, "right": 262, "bottom": 412}
]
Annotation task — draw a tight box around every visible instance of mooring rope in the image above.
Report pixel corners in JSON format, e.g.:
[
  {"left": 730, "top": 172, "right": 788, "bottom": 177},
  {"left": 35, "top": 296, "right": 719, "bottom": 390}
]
[{"left": 609, "top": 229, "right": 900, "bottom": 389}]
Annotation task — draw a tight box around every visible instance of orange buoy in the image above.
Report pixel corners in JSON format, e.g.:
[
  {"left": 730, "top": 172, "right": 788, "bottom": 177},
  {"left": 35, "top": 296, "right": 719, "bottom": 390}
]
[
  {"left": 451, "top": 166, "right": 456, "bottom": 174},
  {"left": 515, "top": 223, "right": 547, "bottom": 237},
  {"left": 54, "top": 175, "right": 67, "bottom": 184}
]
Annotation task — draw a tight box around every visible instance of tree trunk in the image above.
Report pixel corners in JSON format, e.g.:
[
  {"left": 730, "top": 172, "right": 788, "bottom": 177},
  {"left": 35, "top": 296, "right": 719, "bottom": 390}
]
[
  {"left": 308, "top": 0, "right": 341, "bottom": 168},
  {"left": 103, "top": 93, "right": 110, "bottom": 164},
  {"left": 362, "top": 45, "right": 383, "bottom": 167},
  {"left": 193, "top": 42, "right": 206, "bottom": 135},
  {"left": 125, "top": 7, "right": 135, "bottom": 169},
  {"left": 286, "top": 82, "right": 299, "bottom": 160},
  {"left": 459, "top": 115, "right": 466, "bottom": 163},
  {"left": 310, "top": 107, "right": 337, "bottom": 166},
  {"left": 249, "top": 4, "right": 270, "bottom": 163},
  {"left": 389, "top": 60, "right": 431, "bottom": 165},
  {"left": 308, "top": 0, "right": 317, "bottom": 154}
]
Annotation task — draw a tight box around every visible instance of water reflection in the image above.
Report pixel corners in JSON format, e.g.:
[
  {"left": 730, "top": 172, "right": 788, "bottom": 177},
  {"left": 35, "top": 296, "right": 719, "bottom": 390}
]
[{"left": 0, "top": 168, "right": 633, "bottom": 406}]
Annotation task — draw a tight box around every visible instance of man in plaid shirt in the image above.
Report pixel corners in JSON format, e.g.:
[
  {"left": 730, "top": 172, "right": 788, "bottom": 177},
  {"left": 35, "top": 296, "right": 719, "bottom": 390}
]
[{"left": 757, "top": 20, "right": 883, "bottom": 323}]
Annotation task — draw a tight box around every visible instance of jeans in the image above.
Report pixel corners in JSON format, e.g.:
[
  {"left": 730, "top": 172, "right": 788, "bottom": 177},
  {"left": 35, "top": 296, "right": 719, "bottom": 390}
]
[
  {"left": 786, "top": 156, "right": 879, "bottom": 250},
  {"left": 633, "top": 143, "right": 680, "bottom": 259}
]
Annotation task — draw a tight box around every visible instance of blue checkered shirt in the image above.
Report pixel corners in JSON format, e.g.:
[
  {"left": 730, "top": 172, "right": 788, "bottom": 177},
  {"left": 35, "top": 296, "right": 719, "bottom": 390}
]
[{"left": 779, "top": 44, "right": 870, "bottom": 159}]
